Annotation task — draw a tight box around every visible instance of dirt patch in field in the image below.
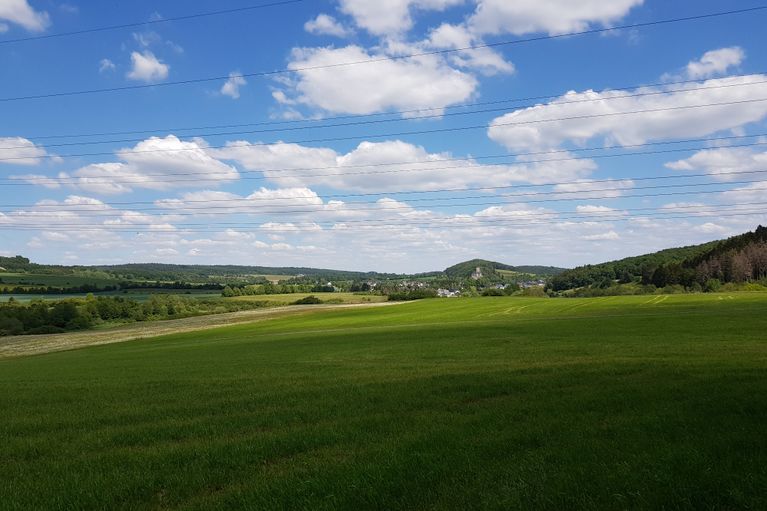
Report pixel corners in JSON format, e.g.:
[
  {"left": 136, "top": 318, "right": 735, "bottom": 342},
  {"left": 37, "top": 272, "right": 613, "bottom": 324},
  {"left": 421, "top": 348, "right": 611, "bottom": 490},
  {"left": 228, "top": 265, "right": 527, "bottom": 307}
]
[{"left": 0, "top": 302, "right": 400, "bottom": 359}]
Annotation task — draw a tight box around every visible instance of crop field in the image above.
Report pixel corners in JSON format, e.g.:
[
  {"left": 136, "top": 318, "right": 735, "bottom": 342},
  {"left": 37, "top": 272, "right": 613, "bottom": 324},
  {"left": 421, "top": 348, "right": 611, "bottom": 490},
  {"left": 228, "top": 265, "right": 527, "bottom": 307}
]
[
  {"left": 230, "top": 292, "right": 387, "bottom": 305},
  {"left": 1, "top": 293, "right": 766, "bottom": 509}
]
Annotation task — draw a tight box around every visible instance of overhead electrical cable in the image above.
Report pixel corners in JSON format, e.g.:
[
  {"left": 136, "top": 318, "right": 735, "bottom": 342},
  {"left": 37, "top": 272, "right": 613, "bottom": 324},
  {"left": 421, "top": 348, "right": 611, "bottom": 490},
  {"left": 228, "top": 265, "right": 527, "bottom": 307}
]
[
  {"left": 3, "top": 77, "right": 766, "bottom": 150},
  {"left": 0, "top": 0, "right": 307, "bottom": 45},
  {"left": 2, "top": 210, "right": 765, "bottom": 234},
  {"left": 3, "top": 202, "right": 765, "bottom": 226},
  {"left": 2, "top": 181, "right": 765, "bottom": 218},
  {"left": 14, "top": 72, "right": 767, "bottom": 142},
  {"left": 4, "top": 137, "right": 766, "bottom": 188},
  {"left": 2, "top": 99, "right": 767, "bottom": 165},
  {"left": 6, "top": 164, "right": 767, "bottom": 210},
  {"left": 2, "top": 5, "right": 765, "bottom": 102}
]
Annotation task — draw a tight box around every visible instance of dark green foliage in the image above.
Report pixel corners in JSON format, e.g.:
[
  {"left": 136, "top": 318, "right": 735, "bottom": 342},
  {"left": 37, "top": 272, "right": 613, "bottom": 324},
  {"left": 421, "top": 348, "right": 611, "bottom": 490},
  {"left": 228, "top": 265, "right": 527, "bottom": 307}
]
[
  {"left": 444, "top": 259, "right": 567, "bottom": 280},
  {"left": 509, "top": 265, "right": 568, "bottom": 275},
  {"left": 0, "top": 256, "right": 33, "bottom": 271},
  {"left": 444, "top": 259, "right": 513, "bottom": 279},
  {"left": 292, "top": 295, "right": 323, "bottom": 305},
  {"left": 93, "top": 263, "right": 402, "bottom": 282},
  {"left": 550, "top": 226, "right": 767, "bottom": 292},
  {"left": 0, "top": 295, "right": 271, "bottom": 337},
  {"left": 226, "top": 282, "right": 318, "bottom": 297},
  {"left": 387, "top": 289, "right": 438, "bottom": 301},
  {"left": 705, "top": 279, "right": 722, "bottom": 292}
]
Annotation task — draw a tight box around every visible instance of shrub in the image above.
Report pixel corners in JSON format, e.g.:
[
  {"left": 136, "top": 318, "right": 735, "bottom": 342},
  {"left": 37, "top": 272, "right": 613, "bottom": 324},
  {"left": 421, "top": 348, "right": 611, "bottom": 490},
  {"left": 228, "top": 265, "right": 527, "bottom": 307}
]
[
  {"left": 293, "top": 295, "right": 323, "bottom": 305},
  {"left": 519, "top": 286, "right": 547, "bottom": 298},
  {"left": 387, "top": 289, "right": 437, "bottom": 301},
  {"left": 705, "top": 279, "right": 722, "bottom": 292}
]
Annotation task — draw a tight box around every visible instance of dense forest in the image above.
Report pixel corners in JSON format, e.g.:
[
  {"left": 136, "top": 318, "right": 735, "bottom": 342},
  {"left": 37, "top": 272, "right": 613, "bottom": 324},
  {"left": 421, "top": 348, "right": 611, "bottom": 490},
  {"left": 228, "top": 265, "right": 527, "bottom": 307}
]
[{"left": 549, "top": 226, "right": 767, "bottom": 293}]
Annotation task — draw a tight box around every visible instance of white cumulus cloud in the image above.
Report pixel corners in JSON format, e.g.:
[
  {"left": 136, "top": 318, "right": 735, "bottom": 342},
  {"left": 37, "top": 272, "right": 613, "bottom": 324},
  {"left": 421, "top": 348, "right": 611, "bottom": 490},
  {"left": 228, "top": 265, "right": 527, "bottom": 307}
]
[
  {"left": 425, "top": 23, "right": 514, "bottom": 75},
  {"left": 0, "top": 137, "right": 50, "bottom": 165},
  {"left": 666, "top": 147, "right": 767, "bottom": 182},
  {"left": 278, "top": 45, "right": 477, "bottom": 115},
  {"left": 126, "top": 51, "right": 169, "bottom": 82},
  {"left": 221, "top": 72, "right": 247, "bottom": 99},
  {"left": 338, "top": 0, "right": 464, "bottom": 36},
  {"left": 0, "top": 0, "right": 50, "bottom": 32},
  {"left": 70, "top": 136, "right": 238, "bottom": 195},
  {"left": 487, "top": 74, "right": 767, "bottom": 152},
  {"left": 468, "top": 0, "right": 643, "bottom": 36},
  {"left": 685, "top": 47, "right": 745, "bottom": 80},
  {"left": 211, "top": 139, "right": 595, "bottom": 191},
  {"left": 304, "top": 14, "right": 352, "bottom": 37}
]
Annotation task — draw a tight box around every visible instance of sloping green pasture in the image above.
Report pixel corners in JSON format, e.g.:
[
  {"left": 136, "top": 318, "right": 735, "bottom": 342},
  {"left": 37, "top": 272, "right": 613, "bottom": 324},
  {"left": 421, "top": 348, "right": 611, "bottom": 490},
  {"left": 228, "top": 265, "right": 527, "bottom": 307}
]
[{"left": 1, "top": 294, "right": 766, "bottom": 510}]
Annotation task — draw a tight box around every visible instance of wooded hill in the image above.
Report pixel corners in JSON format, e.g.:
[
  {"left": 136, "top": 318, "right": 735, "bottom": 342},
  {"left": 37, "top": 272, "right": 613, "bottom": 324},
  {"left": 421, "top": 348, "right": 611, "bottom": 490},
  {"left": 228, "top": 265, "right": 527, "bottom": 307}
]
[
  {"left": 549, "top": 226, "right": 767, "bottom": 292},
  {"left": 2, "top": 257, "right": 567, "bottom": 284},
  {"left": 444, "top": 259, "right": 567, "bottom": 279},
  {"left": 91, "top": 263, "right": 401, "bottom": 282}
]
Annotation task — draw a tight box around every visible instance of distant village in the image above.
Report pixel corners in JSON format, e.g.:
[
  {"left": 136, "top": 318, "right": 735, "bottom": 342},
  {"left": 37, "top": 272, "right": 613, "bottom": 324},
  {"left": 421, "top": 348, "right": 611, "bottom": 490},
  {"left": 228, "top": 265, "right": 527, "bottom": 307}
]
[{"left": 382, "top": 266, "right": 548, "bottom": 298}]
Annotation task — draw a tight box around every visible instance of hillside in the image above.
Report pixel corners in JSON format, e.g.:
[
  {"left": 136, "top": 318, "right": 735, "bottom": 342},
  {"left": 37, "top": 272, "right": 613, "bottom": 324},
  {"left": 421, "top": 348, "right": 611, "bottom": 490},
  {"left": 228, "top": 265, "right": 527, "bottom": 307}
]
[
  {"left": 91, "top": 263, "right": 400, "bottom": 282},
  {"left": 444, "top": 259, "right": 567, "bottom": 279},
  {"left": 550, "top": 226, "right": 767, "bottom": 292},
  {"left": 2, "top": 257, "right": 566, "bottom": 284}
]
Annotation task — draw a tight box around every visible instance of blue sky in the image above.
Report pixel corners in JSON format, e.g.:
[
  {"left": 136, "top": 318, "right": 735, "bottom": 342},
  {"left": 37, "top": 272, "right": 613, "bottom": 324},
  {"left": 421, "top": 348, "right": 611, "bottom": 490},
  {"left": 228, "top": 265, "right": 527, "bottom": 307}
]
[{"left": 1, "top": 0, "right": 767, "bottom": 272}]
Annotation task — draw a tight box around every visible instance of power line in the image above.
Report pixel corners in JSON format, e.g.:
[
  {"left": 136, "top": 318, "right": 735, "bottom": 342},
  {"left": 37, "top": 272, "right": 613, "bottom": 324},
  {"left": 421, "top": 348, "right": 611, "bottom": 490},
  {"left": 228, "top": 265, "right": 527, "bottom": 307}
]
[
  {"left": 3, "top": 181, "right": 765, "bottom": 218},
  {"left": 7, "top": 164, "right": 767, "bottom": 210},
  {"left": 0, "top": 0, "right": 307, "bottom": 45},
  {"left": 3, "top": 79, "right": 767, "bottom": 152},
  {"left": 1, "top": 210, "right": 764, "bottom": 234},
  {"left": 5, "top": 74, "right": 766, "bottom": 145},
  {"left": 3, "top": 98, "right": 767, "bottom": 165},
  {"left": 2, "top": 5, "right": 765, "bottom": 102},
  {"left": 3, "top": 201, "right": 765, "bottom": 227},
  {"left": 5, "top": 137, "right": 767, "bottom": 187}
]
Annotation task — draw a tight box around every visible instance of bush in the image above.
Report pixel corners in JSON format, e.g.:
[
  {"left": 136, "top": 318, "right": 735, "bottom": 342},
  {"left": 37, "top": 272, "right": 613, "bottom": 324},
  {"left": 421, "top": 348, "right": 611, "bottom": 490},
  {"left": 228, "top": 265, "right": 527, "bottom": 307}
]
[
  {"left": 292, "top": 295, "right": 323, "bottom": 305},
  {"left": 482, "top": 288, "right": 505, "bottom": 296},
  {"left": 387, "top": 289, "right": 437, "bottom": 301},
  {"left": 661, "top": 284, "right": 686, "bottom": 295},
  {"left": 519, "top": 286, "right": 548, "bottom": 298},
  {"left": 0, "top": 316, "right": 23, "bottom": 335},
  {"left": 66, "top": 315, "right": 93, "bottom": 330},
  {"left": 705, "top": 279, "right": 722, "bottom": 292}
]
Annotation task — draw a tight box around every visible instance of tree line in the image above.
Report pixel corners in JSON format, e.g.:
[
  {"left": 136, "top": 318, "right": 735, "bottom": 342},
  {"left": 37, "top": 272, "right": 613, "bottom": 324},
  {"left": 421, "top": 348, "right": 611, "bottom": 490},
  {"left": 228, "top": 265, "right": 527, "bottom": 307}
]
[
  {"left": 0, "top": 280, "right": 224, "bottom": 295},
  {"left": 549, "top": 226, "right": 767, "bottom": 294},
  {"left": 0, "top": 295, "right": 270, "bottom": 336}
]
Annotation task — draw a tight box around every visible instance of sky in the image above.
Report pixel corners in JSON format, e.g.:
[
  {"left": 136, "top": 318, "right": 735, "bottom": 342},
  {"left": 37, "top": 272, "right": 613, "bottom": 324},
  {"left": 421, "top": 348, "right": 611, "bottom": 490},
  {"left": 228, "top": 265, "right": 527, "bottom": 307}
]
[{"left": 1, "top": 0, "right": 767, "bottom": 272}]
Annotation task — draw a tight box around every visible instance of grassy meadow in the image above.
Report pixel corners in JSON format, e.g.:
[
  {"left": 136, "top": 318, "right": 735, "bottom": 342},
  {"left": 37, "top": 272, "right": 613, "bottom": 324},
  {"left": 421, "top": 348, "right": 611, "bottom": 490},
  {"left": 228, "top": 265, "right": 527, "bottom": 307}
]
[{"left": 1, "top": 294, "right": 766, "bottom": 509}]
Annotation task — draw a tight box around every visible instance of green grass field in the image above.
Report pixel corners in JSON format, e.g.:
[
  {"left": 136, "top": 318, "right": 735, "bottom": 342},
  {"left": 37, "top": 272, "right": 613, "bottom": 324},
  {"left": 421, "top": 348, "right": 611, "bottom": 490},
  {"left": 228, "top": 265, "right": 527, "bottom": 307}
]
[{"left": 1, "top": 294, "right": 766, "bottom": 509}]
